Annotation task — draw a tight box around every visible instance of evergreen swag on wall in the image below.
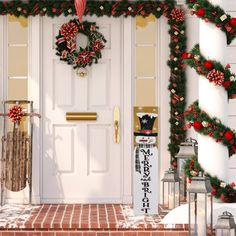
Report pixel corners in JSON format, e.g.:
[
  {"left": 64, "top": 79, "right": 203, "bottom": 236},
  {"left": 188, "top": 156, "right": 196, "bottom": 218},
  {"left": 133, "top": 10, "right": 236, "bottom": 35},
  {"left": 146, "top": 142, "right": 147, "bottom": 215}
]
[
  {"left": 1, "top": 0, "right": 187, "bottom": 168},
  {"left": 186, "top": 0, "right": 236, "bottom": 45}
]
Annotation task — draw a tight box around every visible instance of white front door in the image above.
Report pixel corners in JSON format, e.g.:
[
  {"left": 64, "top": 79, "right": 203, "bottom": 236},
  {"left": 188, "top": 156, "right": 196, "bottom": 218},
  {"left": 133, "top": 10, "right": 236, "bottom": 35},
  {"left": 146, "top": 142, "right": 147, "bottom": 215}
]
[{"left": 42, "top": 16, "right": 124, "bottom": 203}]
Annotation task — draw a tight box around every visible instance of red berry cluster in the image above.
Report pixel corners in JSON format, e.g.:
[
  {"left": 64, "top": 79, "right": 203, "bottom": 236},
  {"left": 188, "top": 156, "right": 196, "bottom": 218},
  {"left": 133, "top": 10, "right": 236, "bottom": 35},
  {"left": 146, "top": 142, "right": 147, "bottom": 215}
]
[{"left": 8, "top": 105, "right": 24, "bottom": 124}]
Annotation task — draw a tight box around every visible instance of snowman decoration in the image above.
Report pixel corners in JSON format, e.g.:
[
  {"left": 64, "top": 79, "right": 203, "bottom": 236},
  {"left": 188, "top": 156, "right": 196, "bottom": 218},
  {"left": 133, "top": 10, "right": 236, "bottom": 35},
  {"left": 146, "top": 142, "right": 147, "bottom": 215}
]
[{"left": 133, "top": 112, "right": 158, "bottom": 215}]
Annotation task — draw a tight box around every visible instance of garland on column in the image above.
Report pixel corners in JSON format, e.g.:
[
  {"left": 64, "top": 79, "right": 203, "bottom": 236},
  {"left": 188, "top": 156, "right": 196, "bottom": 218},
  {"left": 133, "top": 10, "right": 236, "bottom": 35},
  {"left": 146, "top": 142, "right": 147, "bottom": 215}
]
[
  {"left": 185, "top": 157, "right": 236, "bottom": 203},
  {"left": 182, "top": 44, "right": 236, "bottom": 99},
  {"left": 184, "top": 101, "right": 236, "bottom": 157},
  {"left": 186, "top": 0, "right": 236, "bottom": 44},
  {"left": 0, "top": 0, "right": 187, "bottom": 168},
  {"left": 184, "top": 0, "right": 236, "bottom": 202},
  {"left": 167, "top": 9, "right": 187, "bottom": 168}
]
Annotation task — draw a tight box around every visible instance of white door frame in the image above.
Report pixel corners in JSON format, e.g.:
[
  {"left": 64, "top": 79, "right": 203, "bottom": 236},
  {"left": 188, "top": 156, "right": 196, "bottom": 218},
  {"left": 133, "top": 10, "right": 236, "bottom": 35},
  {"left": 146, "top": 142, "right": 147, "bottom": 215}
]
[
  {"left": 0, "top": 16, "right": 7, "bottom": 123},
  {"left": 28, "top": 16, "right": 133, "bottom": 204}
]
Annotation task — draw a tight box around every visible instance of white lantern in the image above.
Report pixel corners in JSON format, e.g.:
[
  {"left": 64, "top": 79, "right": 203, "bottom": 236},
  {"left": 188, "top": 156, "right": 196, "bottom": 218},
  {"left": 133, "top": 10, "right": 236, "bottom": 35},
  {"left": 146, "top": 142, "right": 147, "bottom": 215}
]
[
  {"left": 161, "top": 168, "right": 180, "bottom": 211},
  {"left": 175, "top": 138, "right": 198, "bottom": 202},
  {"left": 215, "top": 211, "right": 236, "bottom": 236},
  {"left": 188, "top": 172, "right": 213, "bottom": 236}
]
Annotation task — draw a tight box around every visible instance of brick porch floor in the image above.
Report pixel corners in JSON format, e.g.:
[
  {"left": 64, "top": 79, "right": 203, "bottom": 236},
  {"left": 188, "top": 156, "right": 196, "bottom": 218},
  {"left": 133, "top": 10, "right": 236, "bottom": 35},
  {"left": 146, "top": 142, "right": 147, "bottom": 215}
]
[{"left": 0, "top": 204, "right": 188, "bottom": 236}]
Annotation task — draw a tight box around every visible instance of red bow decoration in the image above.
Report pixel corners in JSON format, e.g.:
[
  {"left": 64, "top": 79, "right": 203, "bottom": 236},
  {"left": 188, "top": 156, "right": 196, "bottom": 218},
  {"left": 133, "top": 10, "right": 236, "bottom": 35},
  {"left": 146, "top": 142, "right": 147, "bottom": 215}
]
[{"left": 75, "top": 0, "right": 86, "bottom": 22}]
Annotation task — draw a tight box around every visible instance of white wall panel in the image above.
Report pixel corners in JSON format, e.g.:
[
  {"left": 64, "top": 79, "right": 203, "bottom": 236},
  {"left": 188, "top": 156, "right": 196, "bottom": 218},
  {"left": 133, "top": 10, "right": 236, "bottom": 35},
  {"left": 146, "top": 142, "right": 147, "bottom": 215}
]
[{"left": 226, "top": 10, "right": 236, "bottom": 176}]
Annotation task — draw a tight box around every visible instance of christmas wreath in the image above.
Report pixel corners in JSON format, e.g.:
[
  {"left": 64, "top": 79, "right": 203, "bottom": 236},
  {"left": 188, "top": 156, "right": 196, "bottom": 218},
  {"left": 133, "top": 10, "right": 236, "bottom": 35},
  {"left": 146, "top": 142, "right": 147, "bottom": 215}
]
[{"left": 56, "top": 19, "right": 106, "bottom": 69}]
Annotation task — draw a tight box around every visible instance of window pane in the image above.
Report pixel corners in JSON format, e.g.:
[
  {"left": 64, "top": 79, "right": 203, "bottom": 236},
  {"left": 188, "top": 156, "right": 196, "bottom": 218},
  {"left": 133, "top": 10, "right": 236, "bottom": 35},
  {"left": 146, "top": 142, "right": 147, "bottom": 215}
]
[
  {"left": 8, "top": 79, "right": 28, "bottom": 100},
  {"left": 135, "top": 79, "right": 156, "bottom": 106},
  {"left": 8, "top": 16, "right": 28, "bottom": 45},
  {"left": 136, "top": 15, "right": 156, "bottom": 45},
  {"left": 136, "top": 46, "right": 155, "bottom": 77},
  {"left": 8, "top": 46, "right": 28, "bottom": 77}
]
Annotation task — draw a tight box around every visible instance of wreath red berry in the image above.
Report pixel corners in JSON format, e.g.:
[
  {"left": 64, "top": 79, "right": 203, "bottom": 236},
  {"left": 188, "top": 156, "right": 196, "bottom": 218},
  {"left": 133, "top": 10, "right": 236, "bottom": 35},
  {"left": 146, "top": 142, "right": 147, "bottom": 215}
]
[{"left": 56, "top": 20, "right": 106, "bottom": 69}]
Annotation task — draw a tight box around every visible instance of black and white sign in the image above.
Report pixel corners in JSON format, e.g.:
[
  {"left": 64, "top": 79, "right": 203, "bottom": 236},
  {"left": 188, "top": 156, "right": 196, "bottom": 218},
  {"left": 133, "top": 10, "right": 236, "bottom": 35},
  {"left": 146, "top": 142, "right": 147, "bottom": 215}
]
[{"left": 133, "top": 111, "right": 158, "bottom": 215}]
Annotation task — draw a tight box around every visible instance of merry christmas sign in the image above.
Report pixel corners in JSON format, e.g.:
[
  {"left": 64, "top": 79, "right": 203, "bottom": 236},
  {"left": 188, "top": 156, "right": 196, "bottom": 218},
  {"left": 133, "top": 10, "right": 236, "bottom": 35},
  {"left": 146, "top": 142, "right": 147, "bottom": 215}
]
[{"left": 133, "top": 107, "right": 158, "bottom": 215}]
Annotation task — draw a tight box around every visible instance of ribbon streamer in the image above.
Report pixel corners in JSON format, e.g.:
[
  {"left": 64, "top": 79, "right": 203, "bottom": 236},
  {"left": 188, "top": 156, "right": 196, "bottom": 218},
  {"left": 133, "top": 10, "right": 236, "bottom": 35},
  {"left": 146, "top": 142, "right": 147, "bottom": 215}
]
[{"left": 75, "top": 0, "right": 86, "bottom": 22}]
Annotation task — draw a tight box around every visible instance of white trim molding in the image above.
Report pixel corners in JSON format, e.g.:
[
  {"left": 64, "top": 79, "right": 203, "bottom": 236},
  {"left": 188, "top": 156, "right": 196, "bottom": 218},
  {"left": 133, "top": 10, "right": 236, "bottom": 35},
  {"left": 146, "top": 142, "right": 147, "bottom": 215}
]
[
  {"left": 28, "top": 15, "right": 42, "bottom": 204},
  {"left": 122, "top": 17, "right": 133, "bottom": 204}
]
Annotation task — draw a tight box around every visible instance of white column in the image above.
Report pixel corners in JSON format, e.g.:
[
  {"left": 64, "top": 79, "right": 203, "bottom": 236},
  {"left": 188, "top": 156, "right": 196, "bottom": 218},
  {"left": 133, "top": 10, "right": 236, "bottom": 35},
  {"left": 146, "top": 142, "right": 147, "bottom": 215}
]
[{"left": 199, "top": 0, "right": 228, "bottom": 182}]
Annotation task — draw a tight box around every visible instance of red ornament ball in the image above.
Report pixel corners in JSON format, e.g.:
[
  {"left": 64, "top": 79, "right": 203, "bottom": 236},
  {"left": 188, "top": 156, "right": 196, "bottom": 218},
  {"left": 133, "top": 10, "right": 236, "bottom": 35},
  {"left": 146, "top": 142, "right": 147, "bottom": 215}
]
[
  {"left": 211, "top": 188, "right": 217, "bottom": 196},
  {"left": 220, "top": 193, "right": 225, "bottom": 200},
  {"left": 224, "top": 131, "right": 234, "bottom": 140},
  {"left": 230, "top": 18, "right": 236, "bottom": 27},
  {"left": 196, "top": 8, "right": 205, "bottom": 17},
  {"left": 193, "top": 121, "right": 202, "bottom": 130},
  {"left": 222, "top": 81, "right": 231, "bottom": 87},
  {"left": 181, "top": 52, "right": 190, "bottom": 60},
  {"left": 204, "top": 60, "right": 213, "bottom": 70}
]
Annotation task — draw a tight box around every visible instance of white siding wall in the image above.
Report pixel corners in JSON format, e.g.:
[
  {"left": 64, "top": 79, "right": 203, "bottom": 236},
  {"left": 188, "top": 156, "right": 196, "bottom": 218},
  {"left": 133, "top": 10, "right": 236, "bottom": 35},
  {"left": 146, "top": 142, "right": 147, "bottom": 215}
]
[{"left": 226, "top": 3, "right": 236, "bottom": 183}]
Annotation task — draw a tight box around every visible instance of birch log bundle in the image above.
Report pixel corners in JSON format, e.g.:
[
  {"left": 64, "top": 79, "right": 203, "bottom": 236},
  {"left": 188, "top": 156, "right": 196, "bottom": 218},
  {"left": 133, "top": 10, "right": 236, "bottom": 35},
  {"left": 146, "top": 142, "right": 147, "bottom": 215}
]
[{"left": 5, "top": 128, "right": 30, "bottom": 192}]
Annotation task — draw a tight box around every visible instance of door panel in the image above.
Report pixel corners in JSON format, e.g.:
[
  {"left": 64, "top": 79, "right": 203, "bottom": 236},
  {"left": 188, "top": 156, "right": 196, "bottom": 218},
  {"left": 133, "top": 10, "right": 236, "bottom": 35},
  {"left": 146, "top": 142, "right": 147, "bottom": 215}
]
[{"left": 42, "top": 16, "right": 123, "bottom": 203}]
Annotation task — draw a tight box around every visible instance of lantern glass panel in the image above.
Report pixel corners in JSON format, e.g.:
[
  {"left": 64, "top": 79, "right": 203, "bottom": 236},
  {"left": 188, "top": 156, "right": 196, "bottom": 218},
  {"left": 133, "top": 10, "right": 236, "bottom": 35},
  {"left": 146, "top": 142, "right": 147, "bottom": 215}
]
[
  {"left": 216, "top": 229, "right": 235, "bottom": 236},
  {"left": 162, "top": 182, "right": 180, "bottom": 210},
  {"left": 168, "top": 183, "right": 174, "bottom": 209},
  {"left": 163, "top": 182, "right": 168, "bottom": 208},
  {"left": 177, "top": 158, "right": 187, "bottom": 201},
  {"left": 173, "top": 182, "right": 180, "bottom": 209},
  {"left": 189, "top": 193, "right": 212, "bottom": 236}
]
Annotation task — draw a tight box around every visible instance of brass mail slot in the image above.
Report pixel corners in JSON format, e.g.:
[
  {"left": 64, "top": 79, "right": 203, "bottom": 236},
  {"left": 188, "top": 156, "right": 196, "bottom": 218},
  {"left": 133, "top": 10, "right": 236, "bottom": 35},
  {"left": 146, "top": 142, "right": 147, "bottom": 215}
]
[{"left": 66, "top": 112, "right": 97, "bottom": 121}]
